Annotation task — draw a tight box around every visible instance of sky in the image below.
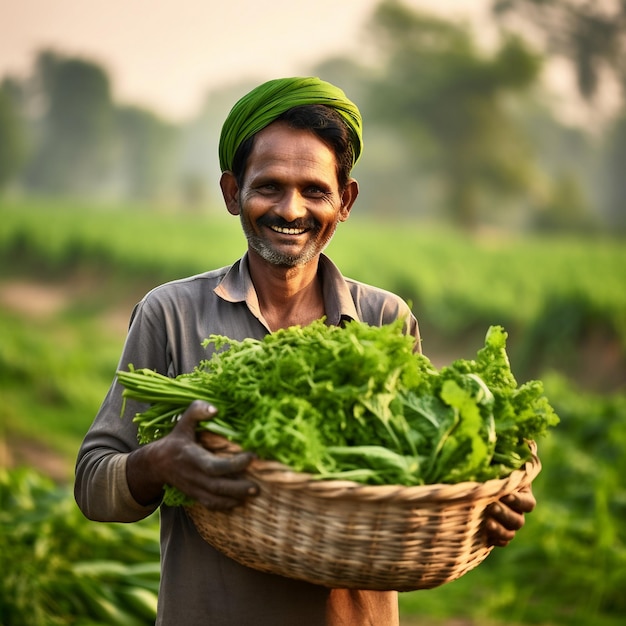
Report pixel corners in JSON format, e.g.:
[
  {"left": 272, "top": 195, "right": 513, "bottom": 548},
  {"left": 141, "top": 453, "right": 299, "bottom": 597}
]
[{"left": 0, "top": 0, "right": 489, "bottom": 121}]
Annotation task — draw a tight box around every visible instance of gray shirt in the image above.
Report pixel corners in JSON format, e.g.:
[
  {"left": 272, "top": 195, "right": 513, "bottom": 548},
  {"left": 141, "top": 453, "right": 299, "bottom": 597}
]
[{"left": 75, "top": 253, "right": 420, "bottom": 626}]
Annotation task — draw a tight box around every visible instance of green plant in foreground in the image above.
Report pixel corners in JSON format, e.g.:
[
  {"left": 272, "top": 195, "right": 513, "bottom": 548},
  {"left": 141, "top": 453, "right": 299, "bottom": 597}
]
[{"left": 0, "top": 468, "right": 160, "bottom": 625}]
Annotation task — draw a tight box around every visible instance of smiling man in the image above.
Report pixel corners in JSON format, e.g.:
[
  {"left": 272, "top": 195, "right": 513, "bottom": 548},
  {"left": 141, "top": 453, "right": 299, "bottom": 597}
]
[
  {"left": 74, "top": 77, "right": 536, "bottom": 626},
  {"left": 224, "top": 119, "right": 356, "bottom": 268}
]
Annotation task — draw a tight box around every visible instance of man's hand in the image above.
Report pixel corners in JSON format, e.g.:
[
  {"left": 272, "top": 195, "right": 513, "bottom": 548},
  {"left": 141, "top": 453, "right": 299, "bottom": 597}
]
[
  {"left": 485, "top": 484, "right": 536, "bottom": 547},
  {"left": 127, "top": 400, "right": 258, "bottom": 509}
]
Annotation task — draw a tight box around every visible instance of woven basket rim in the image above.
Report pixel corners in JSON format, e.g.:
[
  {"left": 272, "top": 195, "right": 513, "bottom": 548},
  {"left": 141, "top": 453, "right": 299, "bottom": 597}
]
[{"left": 199, "top": 433, "right": 541, "bottom": 505}]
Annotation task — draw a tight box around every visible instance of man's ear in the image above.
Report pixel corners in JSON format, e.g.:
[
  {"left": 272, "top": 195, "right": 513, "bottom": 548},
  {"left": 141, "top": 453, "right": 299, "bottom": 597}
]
[
  {"left": 220, "top": 171, "right": 240, "bottom": 216},
  {"left": 338, "top": 178, "right": 359, "bottom": 222}
]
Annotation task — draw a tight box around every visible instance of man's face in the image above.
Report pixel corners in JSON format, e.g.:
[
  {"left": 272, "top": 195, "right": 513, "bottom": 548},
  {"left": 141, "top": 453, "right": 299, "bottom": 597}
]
[{"left": 229, "top": 122, "right": 356, "bottom": 268}]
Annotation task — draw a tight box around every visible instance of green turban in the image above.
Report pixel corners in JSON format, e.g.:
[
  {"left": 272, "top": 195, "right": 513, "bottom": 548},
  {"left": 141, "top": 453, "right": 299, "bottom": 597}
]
[{"left": 218, "top": 76, "right": 363, "bottom": 172}]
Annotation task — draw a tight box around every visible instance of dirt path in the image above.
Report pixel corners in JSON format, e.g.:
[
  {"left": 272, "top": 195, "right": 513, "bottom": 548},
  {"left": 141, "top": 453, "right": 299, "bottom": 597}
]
[
  {"left": 0, "top": 281, "right": 70, "bottom": 318},
  {"left": 0, "top": 278, "right": 134, "bottom": 334},
  {"left": 0, "top": 436, "right": 72, "bottom": 483}
]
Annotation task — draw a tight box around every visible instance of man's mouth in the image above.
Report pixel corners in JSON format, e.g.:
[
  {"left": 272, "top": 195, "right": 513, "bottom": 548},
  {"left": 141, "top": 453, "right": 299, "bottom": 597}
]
[{"left": 269, "top": 225, "right": 307, "bottom": 235}]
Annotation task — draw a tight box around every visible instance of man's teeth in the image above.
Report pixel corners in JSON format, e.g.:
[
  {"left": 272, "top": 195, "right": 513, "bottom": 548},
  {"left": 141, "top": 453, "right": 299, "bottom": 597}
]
[{"left": 270, "top": 226, "right": 306, "bottom": 235}]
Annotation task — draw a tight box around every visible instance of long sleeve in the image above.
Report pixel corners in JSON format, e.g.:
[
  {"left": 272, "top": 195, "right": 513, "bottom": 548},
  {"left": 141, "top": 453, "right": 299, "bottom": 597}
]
[
  {"left": 75, "top": 449, "right": 158, "bottom": 522},
  {"left": 74, "top": 298, "right": 169, "bottom": 521}
]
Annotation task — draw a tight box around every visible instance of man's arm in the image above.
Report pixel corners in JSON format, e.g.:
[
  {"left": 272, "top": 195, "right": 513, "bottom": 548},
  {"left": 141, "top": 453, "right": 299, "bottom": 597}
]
[{"left": 75, "top": 293, "right": 258, "bottom": 522}]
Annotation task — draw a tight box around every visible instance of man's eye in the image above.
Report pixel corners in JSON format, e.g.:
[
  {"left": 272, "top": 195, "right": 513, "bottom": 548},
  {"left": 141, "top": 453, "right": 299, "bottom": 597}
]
[
  {"left": 259, "top": 183, "right": 278, "bottom": 193},
  {"left": 306, "top": 187, "right": 328, "bottom": 197}
]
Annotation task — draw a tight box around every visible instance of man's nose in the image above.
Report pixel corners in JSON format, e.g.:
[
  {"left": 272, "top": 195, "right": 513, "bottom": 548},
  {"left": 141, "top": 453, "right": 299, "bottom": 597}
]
[{"left": 275, "top": 189, "right": 307, "bottom": 222}]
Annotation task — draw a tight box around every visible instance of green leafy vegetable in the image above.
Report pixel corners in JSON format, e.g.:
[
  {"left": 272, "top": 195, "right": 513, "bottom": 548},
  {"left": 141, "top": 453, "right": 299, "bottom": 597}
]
[{"left": 118, "top": 320, "right": 559, "bottom": 505}]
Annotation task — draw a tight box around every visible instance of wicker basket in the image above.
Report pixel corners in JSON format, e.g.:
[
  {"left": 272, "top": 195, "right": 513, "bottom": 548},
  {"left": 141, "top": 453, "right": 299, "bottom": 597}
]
[{"left": 186, "top": 434, "right": 541, "bottom": 592}]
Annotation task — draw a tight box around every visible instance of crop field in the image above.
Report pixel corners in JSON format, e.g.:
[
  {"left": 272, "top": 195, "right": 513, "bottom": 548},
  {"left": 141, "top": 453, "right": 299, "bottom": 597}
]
[{"left": 1, "top": 199, "right": 625, "bottom": 625}]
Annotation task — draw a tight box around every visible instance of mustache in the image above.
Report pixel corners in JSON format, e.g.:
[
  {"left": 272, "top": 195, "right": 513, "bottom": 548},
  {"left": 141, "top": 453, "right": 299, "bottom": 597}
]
[{"left": 257, "top": 216, "right": 317, "bottom": 230}]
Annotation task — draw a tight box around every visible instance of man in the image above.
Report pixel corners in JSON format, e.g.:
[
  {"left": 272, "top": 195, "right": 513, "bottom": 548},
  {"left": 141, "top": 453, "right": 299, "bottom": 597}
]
[{"left": 75, "top": 77, "right": 535, "bottom": 625}]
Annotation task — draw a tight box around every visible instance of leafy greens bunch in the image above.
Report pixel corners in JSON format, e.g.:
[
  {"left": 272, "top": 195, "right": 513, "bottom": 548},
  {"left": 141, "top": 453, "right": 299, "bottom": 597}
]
[{"left": 118, "top": 320, "right": 558, "bottom": 505}]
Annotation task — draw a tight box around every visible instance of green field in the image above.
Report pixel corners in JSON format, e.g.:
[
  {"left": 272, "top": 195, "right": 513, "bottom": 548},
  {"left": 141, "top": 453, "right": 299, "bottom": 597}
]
[{"left": 1, "top": 200, "right": 625, "bottom": 625}]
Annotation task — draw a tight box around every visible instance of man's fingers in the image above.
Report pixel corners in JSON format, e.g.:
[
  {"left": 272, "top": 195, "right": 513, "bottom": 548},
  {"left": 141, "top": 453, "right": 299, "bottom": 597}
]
[
  {"left": 196, "top": 492, "right": 249, "bottom": 511},
  {"left": 175, "top": 400, "right": 218, "bottom": 435},
  {"left": 485, "top": 518, "right": 516, "bottom": 547},
  {"left": 195, "top": 454, "right": 259, "bottom": 498},
  {"left": 484, "top": 486, "right": 536, "bottom": 548},
  {"left": 500, "top": 486, "right": 536, "bottom": 514},
  {"left": 200, "top": 451, "right": 256, "bottom": 477},
  {"left": 201, "top": 475, "right": 258, "bottom": 499},
  {"left": 169, "top": 446, "right": 258, "bottom": 506},
  {"left": 487, "top": 501, "right": 525, "bottom": 532},
  {"left": 182, "top": 474, "right": 258, "bottom": 509},
  {"left": 484, "top": 504, "right": 520, "bottom": 547}
]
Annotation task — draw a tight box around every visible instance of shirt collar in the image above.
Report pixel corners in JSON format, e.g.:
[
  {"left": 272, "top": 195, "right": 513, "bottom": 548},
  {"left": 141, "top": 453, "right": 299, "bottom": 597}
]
[{"left": 214, "top": 252, "right": 359, "bottom": 326}]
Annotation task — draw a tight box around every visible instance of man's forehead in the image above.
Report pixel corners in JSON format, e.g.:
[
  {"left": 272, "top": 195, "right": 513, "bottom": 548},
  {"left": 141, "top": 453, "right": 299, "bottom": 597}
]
[
  {"left": 249, "top": 124, "right": 336, "bottom": 161},
  {"left": 244, "top": 124, "right": 340, "bottom": 186}
]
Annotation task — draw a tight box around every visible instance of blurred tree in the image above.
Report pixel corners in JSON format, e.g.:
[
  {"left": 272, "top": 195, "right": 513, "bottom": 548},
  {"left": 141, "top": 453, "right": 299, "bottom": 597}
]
[
  {"left": 179, "top": 80, "right": 260, "bottom": 212},
  {"left": 363, "top": 0, "right": 543, "bottom": 231},
  {"left": 604, "top": 113, "right": 626, "bottom": 232},
  {"left": 0, "top": 79, "right": 28, "bottom": 192},
  {"left": 531, "top": 171, "right": 598, "bottom": 232},
  {"left": 493, "top": 0, "right": 626, "bottom": 101},
  {"left": 314, "top": 56, "right": 372, "bottom": 111},
  {"left": 493, "top": 0, "right": 626, "bottom": 232},
  {"left": 24, "top": 51, "right": 116, "bottom": 195},
  {"left": 114, "top": 105, "right": 179, "bottom": 201}
]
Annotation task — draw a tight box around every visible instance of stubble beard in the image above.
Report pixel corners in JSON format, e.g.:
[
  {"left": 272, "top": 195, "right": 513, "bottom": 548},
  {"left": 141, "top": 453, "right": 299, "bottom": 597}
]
[{"left": 240, "top": 214, "right": 339, "bottom": 268}]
